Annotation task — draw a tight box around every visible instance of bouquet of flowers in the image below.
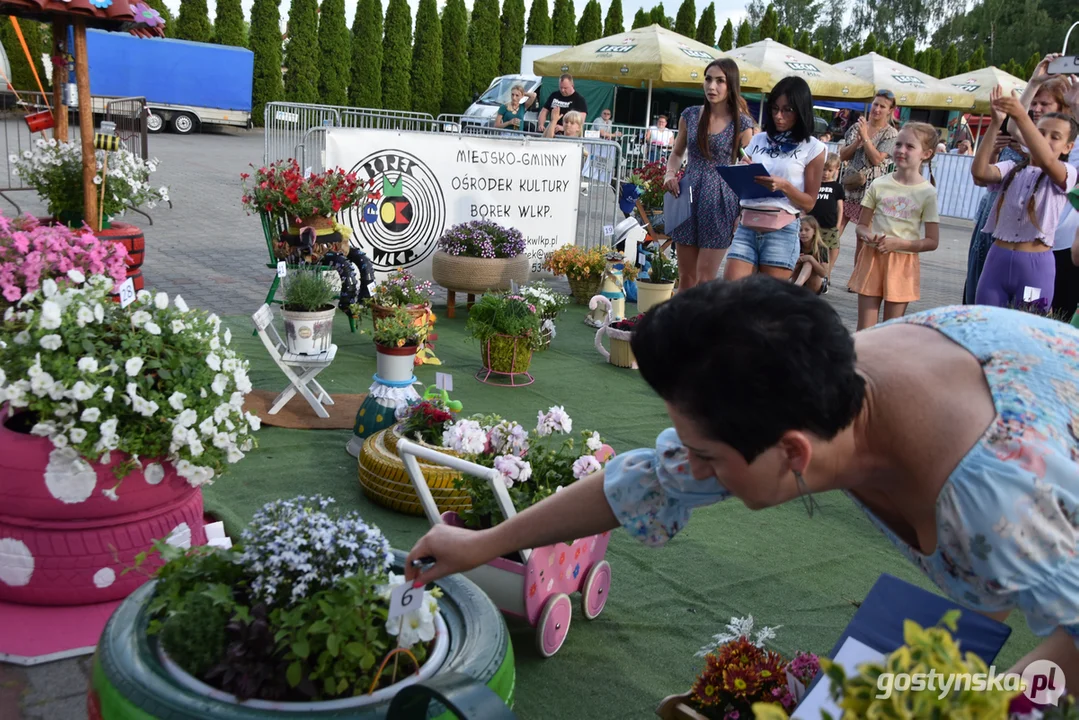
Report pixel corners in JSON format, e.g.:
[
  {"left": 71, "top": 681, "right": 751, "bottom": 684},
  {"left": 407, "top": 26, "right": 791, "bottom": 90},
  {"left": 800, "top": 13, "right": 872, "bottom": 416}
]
[
  {"left": 629, "top": 161, "right": 683, "bottom": 210},
  {"left": 543, "top": 244, "right": 611, "bottom": 282},
  {"left": 240, "top": 159, "right": 364, "bottom": 220},
  {"left": 0, "top": 274, "right": 258, "bottom": 493},
  {"left": 396, "top": 397, "right": 458, "bottom": 445},
  {"left": 0, "top": 213, "right": 128, "bottom": 304},
  {"left": 678, "top": 616, "right": 820, "bottom": 720},
  {"left": 11, "top": 138, "right": 169, "bottom": 221},
  {"left": 441, "top": 406, "right": 609, "bottom": 528},
  {"left": 437, "top": 220, "right": 526, "bottom": 259},
  {"left": 141, "top": 495, "right": 441, "bottom": 702}
]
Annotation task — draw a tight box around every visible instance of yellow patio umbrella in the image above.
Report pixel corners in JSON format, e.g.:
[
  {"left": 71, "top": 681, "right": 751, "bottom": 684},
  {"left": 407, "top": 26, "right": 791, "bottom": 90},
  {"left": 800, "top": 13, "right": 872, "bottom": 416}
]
[
  {"left": 940, "top": 66, "right": 1026, "bottom": 114},
  {"left": 833, "top": 52, "right": 977, "bottom": 109},
  {"left": 532, "top": 24, "right": 770, "bottom": 124},
  {"left": 726, "top": 39, "right": 875, "bottom": 100}
]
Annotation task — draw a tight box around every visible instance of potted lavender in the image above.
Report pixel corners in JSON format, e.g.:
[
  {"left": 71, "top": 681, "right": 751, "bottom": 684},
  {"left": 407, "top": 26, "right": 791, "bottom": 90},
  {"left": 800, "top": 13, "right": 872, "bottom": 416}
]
[{"left": 431, "top": 220, "right": 530, "bottom": 297}]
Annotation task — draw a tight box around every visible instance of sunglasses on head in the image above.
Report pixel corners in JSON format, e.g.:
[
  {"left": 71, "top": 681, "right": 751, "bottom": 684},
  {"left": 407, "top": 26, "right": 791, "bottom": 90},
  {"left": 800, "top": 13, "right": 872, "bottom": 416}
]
[{"left": 876, "top": 90, "right": 895, "bottom": 100}]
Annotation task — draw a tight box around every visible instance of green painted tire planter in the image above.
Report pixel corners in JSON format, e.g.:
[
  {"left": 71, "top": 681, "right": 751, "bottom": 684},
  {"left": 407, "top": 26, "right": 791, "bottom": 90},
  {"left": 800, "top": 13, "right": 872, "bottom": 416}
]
[{"left": 88, "top": 551, "right": 516, "bottom": 719}]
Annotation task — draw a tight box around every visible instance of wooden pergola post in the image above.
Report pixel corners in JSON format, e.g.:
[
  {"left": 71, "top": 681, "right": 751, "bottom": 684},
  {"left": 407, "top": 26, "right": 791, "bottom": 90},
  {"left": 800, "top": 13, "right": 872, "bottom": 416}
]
[
  {"left": 51, "top": 19, "right": 68, "bottom": 141},
  {"left": 72, "top": 21, "right": 97, "bottom": 230}
]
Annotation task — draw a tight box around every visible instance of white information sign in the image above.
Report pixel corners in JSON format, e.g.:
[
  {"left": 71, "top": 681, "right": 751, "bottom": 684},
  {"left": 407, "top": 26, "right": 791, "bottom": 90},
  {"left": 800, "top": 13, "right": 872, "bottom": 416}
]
[{"left": 325, "top": 128, "right": 583, "bottom": 281}]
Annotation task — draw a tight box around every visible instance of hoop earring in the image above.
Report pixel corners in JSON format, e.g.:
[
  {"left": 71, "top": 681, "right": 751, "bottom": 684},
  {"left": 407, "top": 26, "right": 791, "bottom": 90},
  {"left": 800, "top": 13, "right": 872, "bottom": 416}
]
[{"left": 795, "top": 470, "right": 822, "bottom": 518}]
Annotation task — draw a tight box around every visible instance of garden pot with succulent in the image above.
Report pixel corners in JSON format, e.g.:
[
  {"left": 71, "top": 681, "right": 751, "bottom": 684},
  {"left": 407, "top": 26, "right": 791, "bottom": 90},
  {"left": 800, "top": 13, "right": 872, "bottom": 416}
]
[
  {"left": 543, "top": 244, "right": 612, "bottom": 304},
  {"left": 0, "top": 274, "right": 257, "bottom": 605},
  {"left": 636, "top": 243, "right": 678, "bottom": 312},
  {"left": 467, "top": 293, "right": 544, "bottom": 379},
  {"left": 431, "top": 220, "right": 530, "bottom": 295},
  {"left": 518, "top": 282, "right": 571, "bottom": 350},
  {"left": 87, "top": 495, "right": 517, "bottom": 718},
  {"left": 280, "top": 266, "right": 338, "bottom": 356},
  {"left": 371, "top": 306, "right": 422, "bottom": 382}
]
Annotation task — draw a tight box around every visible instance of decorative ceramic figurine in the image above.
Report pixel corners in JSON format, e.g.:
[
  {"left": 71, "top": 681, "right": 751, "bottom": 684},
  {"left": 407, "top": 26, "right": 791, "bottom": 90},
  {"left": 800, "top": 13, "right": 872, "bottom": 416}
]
[{"left": 586, "top": 251, "right": 625, "bottom": 328}]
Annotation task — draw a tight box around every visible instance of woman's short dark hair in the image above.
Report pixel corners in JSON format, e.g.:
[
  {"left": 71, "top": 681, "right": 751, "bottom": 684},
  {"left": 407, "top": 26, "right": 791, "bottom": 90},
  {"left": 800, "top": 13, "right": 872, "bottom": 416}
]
[
  {"left": 631, "top": 276, "right": 865, "bottom": 462},
  {"left": 762, "top": 76, "right": 816, "bottom": 143}
]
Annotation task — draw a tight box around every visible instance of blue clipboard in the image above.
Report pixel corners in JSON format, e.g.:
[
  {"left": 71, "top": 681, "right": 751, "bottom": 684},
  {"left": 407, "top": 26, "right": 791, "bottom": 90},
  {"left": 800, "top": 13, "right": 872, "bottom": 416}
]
[
  {"left": 716, "top": 163, "right": 786, "bottom": 201},
  {"left": 662, "top": 177, "right": 692, "bottom": 234}
]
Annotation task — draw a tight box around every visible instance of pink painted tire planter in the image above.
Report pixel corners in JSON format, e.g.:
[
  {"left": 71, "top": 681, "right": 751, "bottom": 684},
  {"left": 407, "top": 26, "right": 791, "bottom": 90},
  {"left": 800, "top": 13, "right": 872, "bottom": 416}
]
[
  {"left": 0, "top": 487, "right": 207, "bottom": 606},
  {"left": 0, "top": 408, "right": 192, "bottom": 521}
]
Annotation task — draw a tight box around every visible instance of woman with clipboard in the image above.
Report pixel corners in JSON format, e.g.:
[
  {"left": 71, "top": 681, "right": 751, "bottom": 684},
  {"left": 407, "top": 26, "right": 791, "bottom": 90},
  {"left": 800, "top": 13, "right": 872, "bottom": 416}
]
[
  {"left": 723, "top": 76, "right": 827, "bottom": 282},
  {"left": 661, "top": 58, "right": 755, "bottom": 289}
]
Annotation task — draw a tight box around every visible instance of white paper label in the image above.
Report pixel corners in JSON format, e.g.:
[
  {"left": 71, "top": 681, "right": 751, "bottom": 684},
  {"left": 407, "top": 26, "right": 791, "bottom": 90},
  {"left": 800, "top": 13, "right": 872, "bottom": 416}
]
[
  {"left": 1024, "top": 286, "right": 1042, "bottom": 302},
  {"left": 436, "top": 372, "right": 453, "bottom": 391},
  {"left": 277, "top": 261, "right": 287, "bottom": 278},
  {"left": 387, "top": 582, "right": 424, "bottom": 620},
  {"left": 603, "top": 224, "right": 614, "bottom": 237},
  {"left": 117, "top": 278, "right": 136, "bottom": 308},
  {"left": 274, "top": 110, "right": 300, "bottom": 123}
]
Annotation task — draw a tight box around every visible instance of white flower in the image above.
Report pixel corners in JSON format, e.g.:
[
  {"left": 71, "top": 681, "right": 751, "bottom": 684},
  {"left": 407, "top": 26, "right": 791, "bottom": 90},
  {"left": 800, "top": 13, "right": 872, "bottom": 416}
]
[
  {"left": 133, "top": 396, "right": 159, "bottom": 417},
  {"left": 442, "top": 419, "right": 488, "bottom": 454},
  {"left": 51, "top": 433, "right": 68, "bottom": 449},
  {"left": 13, "top": 330, "right": 30, "bottom": 345},
  {"left": 69, "top": 428, "right": 87, "bottom": 443},
  {"left": 227, "top": 447, "right": 245, "bottom": 463},
  {"left": 77, "top": 356, "right": 98, "bottom": 373},
  {"left": 31, "top": 421, "right": 56, "bottom": 436},
  {"left": 586, "top": 431, "right": 603, "bottom": 452},
  {"left": 124, "top": 357, "right": 144, "bottom": 376},
  {"left": 102, "top": 386, "right": 115, "bottom": 402},
  {"left": 144, "top": 321, "right": 161, "bottom": 335},
  {"left": 206, "top": 353, "right": 221, "bottom": 371},
  {"left": 211, "top": 373, "right": 229, "bottom": 395},
  {"left": 175, "top": 408, "right": 197, "bottom": 427},
  {"left": 0, "top": 367, "right": 5, "bottom": 386},
  {"left": 93, "top": 303, "right": 104, "bottom": 323},
  {"left": 69, "top": 381, "right": 96, "bottom": 401},
  {"left": 199, "top": 416, "right": 216, "bottom": 436},
  {"left": 67, "top": 269, "right": 86, "bottom": 284},
  {"left": 130, "top": 310, "right": 151, "bottom": 327},
  {"left": 572, "top": 454, "right": 602, "bottom": 479},
  {"left": 92, "top": 175, "right": 103, "bottom": 186},
  {"left": 212, "top": 432, "right": 230, "bottom": 449},
  {"left": 245, "top": 411, "right": 261, "bottom": 431},
  {"left": 170, "top": 319, "right": 185, "bottom": 334},
  {"left": 75, "top": 306, "right": 95, "bottom": 327},
  {"left": 99, "top": 417, "right": 118, "bottom": 436},
  {"left": 165, "top": 391, "right": 186, "bottom": 411},
  {"left": 136, "top": 290, "right": 151, "bottom": 302},
  {"left": 144, "top": 463, "right": 165, "bottom": 485},
  {"left": 81, "top": 407, "right": 101, "bottom": 422},
  {"left": 536, "top": 406, "right": 572, "bottom": 436},
  {"left": 41, "top": 278, "right": 57, "bottom": 298},
  {"left": 102, "top": 487, "right": 118, "bottom": 501},
  {"left": 234, "top": 369, "right": 252, "bottom": 393},
  {"left": 223, "top": 328, "right": 232, "bottom": 345},
  {"left": 174, "top": 295, "right": 189, "bottom": 312},
  {"left": 39, "top": 334, "right": 62, "bottom": 351},
  {"left": 39, "top": 300, "right": 62, "bottom": 329},
  {"left": 154, "top": 292, "right": 169, "bottom": 310},
  {"left": 493, "top": 454, "right": 532, "bottom": 487},
  {"left": 30, "top": 371, "right": 55, "bottom": 396},
  {"left": 188, "top": 435, "right": 204, "bottom": 457}
]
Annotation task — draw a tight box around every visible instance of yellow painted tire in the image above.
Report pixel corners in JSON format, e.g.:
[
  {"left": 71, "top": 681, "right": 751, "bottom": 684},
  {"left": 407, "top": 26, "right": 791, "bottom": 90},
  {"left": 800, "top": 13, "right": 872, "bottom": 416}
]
[{"left": 358, "top": 429, "right": 472, "bottom": 516}]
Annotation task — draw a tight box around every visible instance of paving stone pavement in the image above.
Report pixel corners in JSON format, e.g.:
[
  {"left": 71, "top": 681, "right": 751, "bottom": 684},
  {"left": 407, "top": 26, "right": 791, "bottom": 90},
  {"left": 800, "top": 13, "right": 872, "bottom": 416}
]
[{"left": 0, "top": 127, "right": 977, "bottom": 720}]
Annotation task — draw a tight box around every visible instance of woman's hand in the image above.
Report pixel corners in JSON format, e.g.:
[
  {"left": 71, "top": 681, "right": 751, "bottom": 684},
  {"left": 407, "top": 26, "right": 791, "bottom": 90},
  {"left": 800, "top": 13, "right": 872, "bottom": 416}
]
[
  {"left": 405, "top": 523, "right": 498, "bottom": 586},
  {"left": 874, "top": 235, "right": 905, "bottom": 253},
  {"left": 988, "top": 85, "right": 1010, "bottom": 125},
  {"left": 663, "top": 174, "right": 680, "bottom": 196},
  {"left": 992, "top": 87, "right": 1026, "bottom": 120},
  {"left": 1030, "top": 53, "right": 1062, "bottom": 86},
  {"left": 753, "top": 175, "right": 789, "bottom": 194},
  {"left": 857, "top": 116, "right": 871, "bottom": 141}
]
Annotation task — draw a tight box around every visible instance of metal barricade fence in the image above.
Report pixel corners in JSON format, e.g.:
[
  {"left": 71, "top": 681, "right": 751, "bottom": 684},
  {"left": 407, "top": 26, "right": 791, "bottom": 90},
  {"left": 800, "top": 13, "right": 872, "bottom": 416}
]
[
  {"left": 931, "top": 153, "right": 985, "bottom": 221},
  {"left": 0, "top": 90, "right": 78, "bottom": 213},
  {"left": 104, "top": 97, "right": 149, "bottom": 161}
]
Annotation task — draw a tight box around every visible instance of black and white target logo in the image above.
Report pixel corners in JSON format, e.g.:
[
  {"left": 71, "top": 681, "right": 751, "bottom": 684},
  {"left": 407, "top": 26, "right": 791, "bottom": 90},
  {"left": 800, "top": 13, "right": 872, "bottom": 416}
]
[{"left": 344, "top": 150, "right": 446, "bottom": 272}]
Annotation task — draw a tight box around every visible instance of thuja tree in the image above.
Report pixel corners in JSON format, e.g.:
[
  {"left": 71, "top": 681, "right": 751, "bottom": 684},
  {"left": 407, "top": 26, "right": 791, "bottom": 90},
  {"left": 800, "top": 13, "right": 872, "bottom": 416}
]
[
  {"left": 526, "top": 0, "right": 552, "bottom": 44},
  {"left": 697, "top": 3, "right": 717, "bottom": 47},
  {"left": 0, "top": 19, "right": 47, "bottom": 93},
  {"left": 717, "top": 17, "right": 733, "bottom": 50},
  {"left": 318, "top": 0, "right": 351, "bottom": 106},
  {"left": 284, "top": 0, "right": 320, "bottom": 103},
  {"left": 604, "top": 0, "right": 624, "bottom": 36},
  {"left": 350, "top": 0, "right": 383, "bottom": 108},
  {"left": 442, "top": 0, "right": 471, "bottom": 113},
  {"left": 631, "top": 8, "right": 649, "bottom": 29},
  {"left": 174, "top": 0, "right": 212, "bottom": 42},
  {"left": 250, "top": 0, "right": 284, "bottom": 125},
  {"left": 411, "top": 0, "right": 443, "bottom": 116},
  {"left": 501, "top": 0, "right": 527, "bottom": 75},
  {"left": 551, "top": 0, "right": 576, "bottom": 44},
  {"left": 674, "top": 0, "right": 696, "bottom": 38},
  {"left": 469, "top": 0, "right": 501, "bottom": 96},
  {"left": 213, "top": 0, "right": 247, "bottom": 47},
  {"left": 735, "top": 19, "right": 751, "bottom": 46},
  {"left": 576, "top": 0, "right": 603, "bottom": 44},
  {"left": 382, "top": 0, "right": 413, "bottom": 110}
]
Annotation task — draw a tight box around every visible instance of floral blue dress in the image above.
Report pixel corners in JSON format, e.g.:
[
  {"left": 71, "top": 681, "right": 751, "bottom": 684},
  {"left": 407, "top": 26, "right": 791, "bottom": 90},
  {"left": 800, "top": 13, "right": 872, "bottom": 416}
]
[
  {"left": 604, "top": 306, "right": 1079, "bottom": 643},
  {"left": 670, "top": 107, "right": 754, "bottom": 250}
]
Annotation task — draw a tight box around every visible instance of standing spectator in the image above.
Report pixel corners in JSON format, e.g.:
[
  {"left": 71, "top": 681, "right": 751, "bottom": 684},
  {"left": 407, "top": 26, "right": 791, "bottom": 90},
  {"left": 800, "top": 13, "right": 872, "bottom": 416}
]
[
  {"left": 839, "top": 90, "right": 898, "bottom": 281},
  {"left": 537, "top": 74, "right": 588, "bottom": 135},
  {"left": 809, "top": 153, "right": 845, "bottom": 281},
  {"left": 494, "top": 84, "right": 537, "bottom": 132},
  {"left": 952, "top": 139, "right": 974, "bottom": 155},
  {"left": 662, "top": 58, "right": 755, "bottom": 289},
  {"left": 591, "top": 108, "right": 622, "bottom": 139},
  {"left": 849, "top": 122, "right": 940, "bottom": 330},
  {"left": 724, "top": 76, "right": 826, "bottom": 282},
  {"left": 645, "top": 115, "right": 675, "bottom": 163}
]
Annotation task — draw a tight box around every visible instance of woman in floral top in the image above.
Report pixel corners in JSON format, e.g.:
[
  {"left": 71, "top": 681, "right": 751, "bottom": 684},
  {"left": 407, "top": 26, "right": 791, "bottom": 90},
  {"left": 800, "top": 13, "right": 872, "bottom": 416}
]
[{"left": 407, "top": 276, "right": 1079, "bottom": 678}]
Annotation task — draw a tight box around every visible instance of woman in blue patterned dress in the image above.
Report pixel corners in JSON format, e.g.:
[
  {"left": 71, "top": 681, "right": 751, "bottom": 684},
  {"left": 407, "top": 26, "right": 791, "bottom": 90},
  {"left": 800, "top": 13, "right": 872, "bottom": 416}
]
[
  {"left": 661, "top": 58, "right": 755, "bottom": 289},
  {"left": 407, "top": 276, "right": 1079, "bottom": 679}
]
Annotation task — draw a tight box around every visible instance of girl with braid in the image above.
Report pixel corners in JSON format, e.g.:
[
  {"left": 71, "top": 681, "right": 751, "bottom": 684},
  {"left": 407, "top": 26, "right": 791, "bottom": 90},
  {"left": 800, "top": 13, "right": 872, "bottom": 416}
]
[{"left": 972, "top": 85, "right": 1078, "bottom": 309}]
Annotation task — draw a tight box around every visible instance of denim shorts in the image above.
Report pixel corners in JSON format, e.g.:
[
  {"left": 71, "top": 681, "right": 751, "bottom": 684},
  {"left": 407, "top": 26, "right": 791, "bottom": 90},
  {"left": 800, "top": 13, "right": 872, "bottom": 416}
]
[{"left": 728, "top": 220, "right": 801, "bottom": 271}]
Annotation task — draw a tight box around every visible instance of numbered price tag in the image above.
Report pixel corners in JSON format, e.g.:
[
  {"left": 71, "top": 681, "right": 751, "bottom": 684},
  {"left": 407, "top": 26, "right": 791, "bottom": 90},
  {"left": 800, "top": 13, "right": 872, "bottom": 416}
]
[
  {"left": 277, "top": 261, "right": 287, "bottom": 278},
  {"left": 603, "top": 224, "right": 614, "bottom": 237},
  {"left": 388, "top": 582, "right": 424, "bottom": 620},
  {"left": 435, "top": 372, "right": 453, "bottom": 392},
  {"left": 116, "top": 278, "right": 137, "bottom": 308},
  {"left": 1024, "top": 286, "right": 1042, "bottom": 302}
]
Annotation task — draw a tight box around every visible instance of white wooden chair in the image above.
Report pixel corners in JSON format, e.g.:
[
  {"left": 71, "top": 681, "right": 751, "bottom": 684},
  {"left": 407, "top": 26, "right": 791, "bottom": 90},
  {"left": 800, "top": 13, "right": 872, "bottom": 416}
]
[{"left": 252, "top": 304, "right": 338, "bottom": 419}]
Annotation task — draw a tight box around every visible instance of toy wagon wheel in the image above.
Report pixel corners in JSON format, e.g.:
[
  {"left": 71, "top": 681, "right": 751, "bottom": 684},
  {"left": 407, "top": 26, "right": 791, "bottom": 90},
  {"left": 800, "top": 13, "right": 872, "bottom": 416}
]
[
  {"left": 536, "top": 592, "right": 572, "bottom": 658},
  {"left": 581, "top": 560, "right": 611, "bottom": 620}
]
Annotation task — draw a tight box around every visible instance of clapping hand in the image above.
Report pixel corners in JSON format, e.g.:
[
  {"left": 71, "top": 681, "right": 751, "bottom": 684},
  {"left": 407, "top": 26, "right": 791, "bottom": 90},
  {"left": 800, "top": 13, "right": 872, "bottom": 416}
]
[
  {"left": 990, "top": 86, "right": 1025, "bottom": 121},
  {"left": 856, "top": 116, "right": 870, "bottom": 142},
  {"left": 551, "top": 106, "right": 562, "bottom": 123}
]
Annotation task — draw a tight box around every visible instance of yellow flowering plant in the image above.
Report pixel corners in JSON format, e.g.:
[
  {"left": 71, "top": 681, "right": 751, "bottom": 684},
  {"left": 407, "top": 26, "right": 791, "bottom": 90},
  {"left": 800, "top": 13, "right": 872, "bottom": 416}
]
[
  {"left": 751, "top": 611, "right": 1021, "bottom": 720},
  {"left": 543, "top": 244, "right": 611, "bottom": 281}
]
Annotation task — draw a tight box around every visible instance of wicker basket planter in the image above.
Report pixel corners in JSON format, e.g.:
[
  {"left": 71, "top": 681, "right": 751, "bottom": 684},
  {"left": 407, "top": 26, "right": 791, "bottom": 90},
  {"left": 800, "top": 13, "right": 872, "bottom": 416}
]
[
  {"left": 370, "top": 302, "right": 432, "bottom": 330},
  {"left": 538, "top": 311, "right": 557, "bottom": 350},
  {"left": 481, "top": 334, "right": 534, "bottom": 374},
  {"left": 431, "top": 251, "right": 530, "bottom": 295},
  {"left": 567, "top": 276, "right": 602, "bottom": 305}
]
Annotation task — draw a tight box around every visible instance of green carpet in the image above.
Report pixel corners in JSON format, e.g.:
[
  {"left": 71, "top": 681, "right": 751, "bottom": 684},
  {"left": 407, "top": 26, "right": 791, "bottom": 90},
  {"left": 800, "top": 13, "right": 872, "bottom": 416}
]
[{"left": 210, "top": 306, "right": 1038, "bottom": 719}]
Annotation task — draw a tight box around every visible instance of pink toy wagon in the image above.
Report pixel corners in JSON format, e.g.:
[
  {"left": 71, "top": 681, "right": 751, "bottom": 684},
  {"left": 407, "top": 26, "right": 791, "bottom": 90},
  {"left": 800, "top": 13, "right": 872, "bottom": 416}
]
[{"left": 397, "top": 437, "right": 613, "bottom": 657}]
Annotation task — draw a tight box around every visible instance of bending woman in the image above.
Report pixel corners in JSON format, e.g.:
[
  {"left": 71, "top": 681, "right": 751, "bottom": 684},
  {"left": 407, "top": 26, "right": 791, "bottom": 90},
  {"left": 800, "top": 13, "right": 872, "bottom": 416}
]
[
  {"left": 662, "top": 58, "right": 755, "bottom": 289},
  {"left": 407, "top": 275, "right": 1079, "bottom": 683},
  {"left": 724, "top": 76, "right": 826, "bottom": 281}
]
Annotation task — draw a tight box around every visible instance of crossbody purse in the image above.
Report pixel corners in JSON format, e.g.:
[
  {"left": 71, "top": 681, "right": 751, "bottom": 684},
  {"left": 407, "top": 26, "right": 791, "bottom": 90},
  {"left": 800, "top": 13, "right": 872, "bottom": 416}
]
[{"left": 741, "top": 207, "right": 798, "bottom": 232}]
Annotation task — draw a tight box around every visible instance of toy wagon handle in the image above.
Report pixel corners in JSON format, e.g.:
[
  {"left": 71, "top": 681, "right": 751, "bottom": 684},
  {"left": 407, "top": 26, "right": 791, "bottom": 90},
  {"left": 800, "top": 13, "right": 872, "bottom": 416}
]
[
  {"left": 397, "top": 439, "right": 529, "bottom": 561},
  {"left": 589, "top": 295, "right": 613, "bottom": 361}
]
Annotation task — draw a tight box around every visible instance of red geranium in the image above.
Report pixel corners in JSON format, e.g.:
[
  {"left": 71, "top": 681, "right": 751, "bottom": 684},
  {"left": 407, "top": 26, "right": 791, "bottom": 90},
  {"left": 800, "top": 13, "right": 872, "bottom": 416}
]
[{"left": 240, "top": 159, "right": 364, "bottom": 220}]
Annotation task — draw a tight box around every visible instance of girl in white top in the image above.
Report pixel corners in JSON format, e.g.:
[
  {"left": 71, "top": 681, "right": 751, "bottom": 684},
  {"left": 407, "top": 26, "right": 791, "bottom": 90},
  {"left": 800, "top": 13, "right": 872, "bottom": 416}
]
[{"left": 724, "top": 76, "right": 826, "bottom": 281}]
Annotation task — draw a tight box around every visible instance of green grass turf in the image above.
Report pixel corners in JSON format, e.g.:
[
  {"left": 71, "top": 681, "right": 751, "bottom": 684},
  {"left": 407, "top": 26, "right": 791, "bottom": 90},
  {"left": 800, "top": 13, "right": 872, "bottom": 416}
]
[{"left": 209, "top": 305, "right": 1039, "bottom": 718}]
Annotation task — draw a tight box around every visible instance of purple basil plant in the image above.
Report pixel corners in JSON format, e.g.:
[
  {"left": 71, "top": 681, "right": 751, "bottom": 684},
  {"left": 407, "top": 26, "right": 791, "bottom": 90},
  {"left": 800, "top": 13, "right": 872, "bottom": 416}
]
[{"left": 437, "top": 220, "right": 526, "bottom": 259}]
